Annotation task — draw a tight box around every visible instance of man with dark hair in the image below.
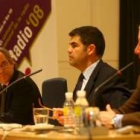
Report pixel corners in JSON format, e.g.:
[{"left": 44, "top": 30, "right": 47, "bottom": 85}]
[
  {"left": 53, "top": 26, "right": 131, "bottom": 125},
  {"left": 0, "top": 47, "right": 42, "bottom": 125},
  {"left": 68, "top": 26, "right": 131, "bottom": 109}
]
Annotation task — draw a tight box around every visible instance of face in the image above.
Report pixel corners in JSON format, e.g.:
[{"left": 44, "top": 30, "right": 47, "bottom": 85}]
[
  {"left": 68, "top": 35, "right": 91, "bottom": 71},
  {"left": 0, "top": 52, "right": 14, "bottom": 85},
  {"left": 134, "top": 28, "right": 140, "bottom": 59}
]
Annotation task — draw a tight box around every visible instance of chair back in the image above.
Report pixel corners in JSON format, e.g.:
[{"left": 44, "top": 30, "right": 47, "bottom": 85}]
[{"left": 42, "top": 77, "right": 67, "bottom": 125}]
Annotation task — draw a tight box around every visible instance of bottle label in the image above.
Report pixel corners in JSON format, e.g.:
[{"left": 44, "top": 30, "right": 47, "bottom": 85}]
[
  {"left": 63, "top": 107, "right": 75, "bottom": 127},
  {"left": 74, "top": 106, "right": 82, "bottom": 116},
  {"left": 63, "top": 107, "right": 68, "bottom": 115}
]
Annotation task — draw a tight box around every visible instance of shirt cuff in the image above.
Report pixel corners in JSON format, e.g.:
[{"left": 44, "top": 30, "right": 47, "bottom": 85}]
[{"left": 113, "top": 114, "right": 124, "bottom": 128}]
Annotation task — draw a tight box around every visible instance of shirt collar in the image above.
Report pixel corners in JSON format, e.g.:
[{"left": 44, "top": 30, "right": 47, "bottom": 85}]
[{"left": 83, "top": 60, "right": 100, "bottom": 81}]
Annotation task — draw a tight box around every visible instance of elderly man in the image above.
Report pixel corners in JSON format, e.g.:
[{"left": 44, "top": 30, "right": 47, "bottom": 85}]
[{"left": 0, "top": 47, "right": 42, "bottom": 125}]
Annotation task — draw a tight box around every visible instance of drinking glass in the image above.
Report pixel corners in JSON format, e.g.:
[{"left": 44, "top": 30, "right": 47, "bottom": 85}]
[{"left": 33, "top": 108, "right": 49, "bottom": 125}]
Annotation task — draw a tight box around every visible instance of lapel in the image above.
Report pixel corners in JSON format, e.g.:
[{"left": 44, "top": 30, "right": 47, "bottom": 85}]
[{"left": 84, "top": 60, "right": 104, "bottom": 99}]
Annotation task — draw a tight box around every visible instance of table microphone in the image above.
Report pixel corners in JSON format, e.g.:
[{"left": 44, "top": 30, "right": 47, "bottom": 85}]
[
  {"left": 0, "top": 69, "right": 42, "bottom": 95},
  {"left": 94, "top": 62, "right": 133, "bottom": 93}
]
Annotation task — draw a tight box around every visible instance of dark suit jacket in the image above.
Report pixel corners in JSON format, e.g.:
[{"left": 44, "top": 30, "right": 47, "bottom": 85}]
[
  {"left": 115, "top": 75, "right": 140, "bottom": 126},
  {"left": 73, "top": 60, "right": 131, "bottom": 110},
  {"left": 0, "top": 70, "right": 42, "bottom": 125}
]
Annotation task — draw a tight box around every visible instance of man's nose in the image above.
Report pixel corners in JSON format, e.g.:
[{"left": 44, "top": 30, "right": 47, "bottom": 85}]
[{"left": 68, "top": 46, "right": 72, "bottom": 53}]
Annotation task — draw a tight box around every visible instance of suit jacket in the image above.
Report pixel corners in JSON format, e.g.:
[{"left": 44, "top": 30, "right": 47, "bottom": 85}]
[
  {"left": 115, "top": 75, "right": 140, "bottom": 126},
  {"left": 0, "top": 70, "right": 42, "bottom": 125},
  {"left": 73, "top": 60, "right": 131, "bottom": 110}
]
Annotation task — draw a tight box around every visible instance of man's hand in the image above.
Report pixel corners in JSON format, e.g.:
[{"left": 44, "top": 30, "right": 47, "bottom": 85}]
[
  {"left": 53, "top": 108, "right": 64, "bottom": 125},
  {"left": 99, "top": 104, "right": 116, "bottom": 129}
]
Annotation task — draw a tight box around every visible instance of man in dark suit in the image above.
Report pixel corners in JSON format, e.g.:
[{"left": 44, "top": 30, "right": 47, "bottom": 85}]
[
  {"left": 99, "top": 25, "right": 140, "bottom": 128},
  {"left": 0, "top": 47, "right": 42, "bottom": 125},
  {"left": 53, "top": 26, "right": 132, "bottom": 125},
  {"left": 69, "top": 26, "right": 131, "bottom": 110}
]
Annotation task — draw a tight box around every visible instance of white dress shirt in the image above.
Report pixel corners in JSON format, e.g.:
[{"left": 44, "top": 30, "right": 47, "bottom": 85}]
[{"left": 81, "top": 60, "right": 100, "bottom": 90}]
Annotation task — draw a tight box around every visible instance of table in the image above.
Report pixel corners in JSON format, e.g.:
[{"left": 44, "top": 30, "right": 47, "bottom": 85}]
[{"left": 1, "top": 125, "right": 140, "bottom": 140}]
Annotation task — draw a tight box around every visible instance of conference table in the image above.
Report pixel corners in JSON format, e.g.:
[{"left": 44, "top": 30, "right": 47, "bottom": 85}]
[{"left": 0, "top": 124, "right": 140, "bottom": 140}]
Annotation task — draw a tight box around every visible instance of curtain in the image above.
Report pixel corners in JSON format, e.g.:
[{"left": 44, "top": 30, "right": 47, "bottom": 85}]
[{"left": 119, "top": 0, "right": 140, "bottom": 89}]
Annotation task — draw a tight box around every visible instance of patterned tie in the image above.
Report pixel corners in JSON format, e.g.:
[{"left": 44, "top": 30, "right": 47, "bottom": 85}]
[
  {"left": 0, "top": 85, "right": 7, "bottom": 114},
  {"left": 73, "top": 73, "right": 84, "bottom": 101}
]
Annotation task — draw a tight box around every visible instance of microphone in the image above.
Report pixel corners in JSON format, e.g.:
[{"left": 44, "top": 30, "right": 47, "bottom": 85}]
[
  {"left": 0, "top": 69, "right": 42, "bottom": 95},
  {"left": 94, "top": 62, "right": 133, "bottom": 93}
]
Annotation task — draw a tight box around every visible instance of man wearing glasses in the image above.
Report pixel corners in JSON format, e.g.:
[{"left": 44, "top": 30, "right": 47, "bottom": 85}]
[{"left": 0, "top": 47, "right": 42, "bottom": 125}]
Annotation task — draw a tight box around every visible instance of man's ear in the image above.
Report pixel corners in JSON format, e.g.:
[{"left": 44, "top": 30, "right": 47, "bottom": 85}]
[
  {"left": 87, "top": 44, "right": 96, "bottom": 55},
  {"left": 10, "top": 59, "right": 17, "bottom": 69}
]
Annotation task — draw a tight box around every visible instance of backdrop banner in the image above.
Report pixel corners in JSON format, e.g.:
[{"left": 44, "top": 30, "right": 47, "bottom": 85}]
[{"left": 0, "top": 0, "right": 51, "bottom": 65}]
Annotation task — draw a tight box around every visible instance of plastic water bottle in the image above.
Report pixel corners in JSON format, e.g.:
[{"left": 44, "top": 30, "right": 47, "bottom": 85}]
[
  {"left": 63, "top": 92, "right": 75, "bottom": 127},
  {"left": 74, "top": 90, "right": 89, "bottom": 127}
]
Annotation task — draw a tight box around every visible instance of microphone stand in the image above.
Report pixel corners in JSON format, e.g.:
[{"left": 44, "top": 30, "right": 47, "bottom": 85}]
[
  {"left": 0, "top": 69, "right": 42, "bottom": 95},
  {"left": 94, "top": 62, "right": 133, "bottom": 93}
]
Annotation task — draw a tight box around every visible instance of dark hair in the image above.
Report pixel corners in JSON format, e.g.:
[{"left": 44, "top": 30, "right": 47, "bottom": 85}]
[{"left": 69, "top": 26, "right": 105, "bottom": 57}]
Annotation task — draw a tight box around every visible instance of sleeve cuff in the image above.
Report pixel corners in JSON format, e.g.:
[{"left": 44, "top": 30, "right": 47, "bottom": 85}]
[{"left": 113, "top": 114, "right": 124, "bottom": 128}]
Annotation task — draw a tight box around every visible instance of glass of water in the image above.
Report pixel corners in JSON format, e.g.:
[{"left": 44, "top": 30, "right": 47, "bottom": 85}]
[{"left": 33, "top": 108, "right": 49, "bottom": 125}]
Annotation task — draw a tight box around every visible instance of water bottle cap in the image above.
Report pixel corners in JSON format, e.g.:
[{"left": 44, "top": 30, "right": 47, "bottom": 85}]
[
  {"left": 65, "top": 92, "right": 73, "bottom": 99},
  {"left": 76, "top": 90, "right": 86, "bottom": 97}
]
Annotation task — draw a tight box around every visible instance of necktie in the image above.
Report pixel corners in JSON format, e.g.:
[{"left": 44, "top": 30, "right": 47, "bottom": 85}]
[
  {"left": 73, "top": 73, "right": 84, "bottom": 101},
  {"left": 0, "top": 85, "right": 7, "bottom": 114},
  {"left": 77, "top": 74, "right": 85, "bottom": 90}
]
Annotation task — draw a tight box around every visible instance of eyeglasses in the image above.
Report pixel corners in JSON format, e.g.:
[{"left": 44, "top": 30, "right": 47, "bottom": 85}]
[{"left": 0, "top": 61, "right": 9, "bottom": 69}]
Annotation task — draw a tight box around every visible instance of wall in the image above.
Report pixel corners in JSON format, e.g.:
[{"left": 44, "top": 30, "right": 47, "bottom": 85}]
[
  {"left": 55, "top": 0, "right": 119, "bottom": 91},
  {"left": 19, "top": 0, "right": 119, "bottom": 93}
]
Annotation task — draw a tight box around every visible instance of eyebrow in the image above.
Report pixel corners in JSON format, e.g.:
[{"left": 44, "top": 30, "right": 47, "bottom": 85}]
[{"left": 69, "top": 42, "right": 77, "bottom": 45}]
